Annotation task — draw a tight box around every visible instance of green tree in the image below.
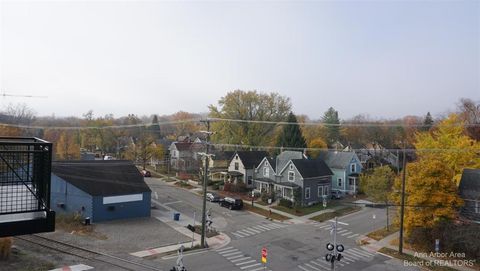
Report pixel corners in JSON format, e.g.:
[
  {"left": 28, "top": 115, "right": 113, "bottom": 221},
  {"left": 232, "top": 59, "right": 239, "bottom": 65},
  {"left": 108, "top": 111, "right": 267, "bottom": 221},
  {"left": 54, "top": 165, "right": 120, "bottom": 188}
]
[
  {"left": 149, "top": 114, "right": 162, "bottom": 139},
  {"left": 422, "top": 112, "right": 434, "bottom": 131},
  {"left": 209, "top": 90, "right": 291, "bottom": 146},
  {"left": 275, "top": 112, "right": 307, "bottom": 153},
  {"left": 307, "top": 138, "right": 328, "bottom": 159},
  {"left": 360, "top": 166, "right": 395, "bottom": 230},
  {"left": 322, "top": 107, "right": 340, "bottom": 146}
]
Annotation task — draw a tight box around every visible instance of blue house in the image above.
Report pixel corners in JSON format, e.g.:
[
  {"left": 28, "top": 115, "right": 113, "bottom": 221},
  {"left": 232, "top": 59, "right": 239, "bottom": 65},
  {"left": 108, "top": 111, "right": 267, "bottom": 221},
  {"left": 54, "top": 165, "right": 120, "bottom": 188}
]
[
  {"left": 51, "top": 160, "right": 151, "bottom": 223},
  {"left": 318, "top": 151, "right": 363, "bottom": 195}
]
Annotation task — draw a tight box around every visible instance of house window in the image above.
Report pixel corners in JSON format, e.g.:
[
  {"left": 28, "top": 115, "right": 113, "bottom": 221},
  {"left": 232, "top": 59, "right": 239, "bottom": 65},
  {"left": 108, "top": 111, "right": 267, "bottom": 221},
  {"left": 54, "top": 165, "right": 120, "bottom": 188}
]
[
  {"left": 305, "top": 187, "right": 310, "bottom": 199},
  {"left": 351, "top": 164, "right": 356, "bottom": 172},
  {"left": 289, "top": 164, "right": 294, "bottom": 170},
  {"left": 264, "top": 167, "right": 269, "bottom": 177},
  {"left": 234, "top": 162, "right": 239, "bottom": 170},
  {"left": 338, "top": 178, "right": 342, "bottom": 187},
  {"left": 318, "top": 186, "right": 323, "bottom": 197},
  {"left": 324, "top": 186, "right": 329, "bottom": 196},
  {"left": 247, "top": 176, "right": 253, "bottom": 185},
  {"left": 349, "top": 178, "right": 355, "bottom": 186},
  {"left": 288, "top": 171, "right": 295, "bottom": 181}
]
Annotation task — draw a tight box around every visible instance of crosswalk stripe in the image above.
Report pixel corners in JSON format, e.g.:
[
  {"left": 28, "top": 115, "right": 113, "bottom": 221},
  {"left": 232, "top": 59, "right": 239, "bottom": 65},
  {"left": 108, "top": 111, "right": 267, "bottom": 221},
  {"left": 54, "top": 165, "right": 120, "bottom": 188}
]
[
  {"left": 218, "top": 249, "right": 238, "bottom": 255},
  {"left": 261, "top": 224, "right": 277, "bottom": 230},
  {"left": 348, "top": 249, "right": 371, "bottom": 258},
  {"left": 298, "top": 266, "right": 311, "bottom": 271},
  {"left": 240, "top": 263, "right": 262, "bottom": 269},
  {"left": 232, "top": 232, "right": 245, "bottom": 238},
  {"left": 231, "top": 257, "right": 251, "bottom": 263},
  {"left": 352, "top": 248, "right": 375, "bottom": 257},
  {"left": 317, "top": 224, "right": 330, "bottom": 229},
  {"left": 250, "top": 226, "right": 266, "bottom": 232},
  {"left": 250, "top": 267, "right": 267, "bottom": 271},
  {"left": 237, "top": 230, "right": 253, "bottom": 236},
  {"left": 255, "top": 225, "right": 272, "bottom": 231},
  {"left": 235, "top": 260, "right": 257, "bottom": 266},
  {"left": 342, "top": 255, "right": 359, "bottom": 262},
  {"left": 242, "top": 229, "right": 258, "bottom": 235},
  {"left": 268, "top": 223, "right": 284, "bottom": 229},
  {"left": 341, "top": 231, "right": 353, "bottom": 236},
  {"left": 310, "top": 260, "right": 330, "bottom": 270},
  {"left": 337, "top": 229, "right": 348, "bottom": 234},
  {"left": 227, "top": 254, "right": 244, "bottom": 260},
  {"left": 223, "top": 251, "right": 242, "bottom": 257},
  {"left": 216, "top": 246, "right": 234, "bottom": 252},
  {"left": 304, "top": 263, "right": 321, "bottom": 271},
  {"left": 347, "top": 233, "right": 359, "bottom": 238},
  {"left": 246, "top": 228, "right": 262, "bottom": 234}
]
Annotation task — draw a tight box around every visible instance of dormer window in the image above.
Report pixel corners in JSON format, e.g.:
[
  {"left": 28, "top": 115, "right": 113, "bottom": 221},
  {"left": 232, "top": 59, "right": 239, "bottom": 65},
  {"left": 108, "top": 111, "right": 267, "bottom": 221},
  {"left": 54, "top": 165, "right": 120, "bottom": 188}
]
[
  {"left": 263, "top": 167, "right": 269, "bottom": 177},
  {"left": 289, "top": 164, "right": 294, "bottom": 170},
  {"left": 351, "top": 163, "right": 356, "bottom": 172}
]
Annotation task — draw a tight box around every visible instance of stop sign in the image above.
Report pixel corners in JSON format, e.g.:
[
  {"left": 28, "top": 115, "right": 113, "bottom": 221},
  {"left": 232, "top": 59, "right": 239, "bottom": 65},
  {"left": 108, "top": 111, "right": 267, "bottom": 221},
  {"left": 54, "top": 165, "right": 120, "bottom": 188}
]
[{"left": 262, "top": 247, "right": 267, "bottom": 258}]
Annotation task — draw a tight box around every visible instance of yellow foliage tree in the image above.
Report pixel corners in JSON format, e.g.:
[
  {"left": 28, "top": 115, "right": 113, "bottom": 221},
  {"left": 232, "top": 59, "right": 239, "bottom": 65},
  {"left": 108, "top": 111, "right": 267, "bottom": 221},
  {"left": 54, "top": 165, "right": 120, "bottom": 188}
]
[
  {"left": 307, "top": 138, "right": 328, "bottom": 159},
  {"left": 55, "top": 131, "right": 81, "bottom": 160},
  {"left": 393, "top": 114, "right": 480, "bottom": 237}
]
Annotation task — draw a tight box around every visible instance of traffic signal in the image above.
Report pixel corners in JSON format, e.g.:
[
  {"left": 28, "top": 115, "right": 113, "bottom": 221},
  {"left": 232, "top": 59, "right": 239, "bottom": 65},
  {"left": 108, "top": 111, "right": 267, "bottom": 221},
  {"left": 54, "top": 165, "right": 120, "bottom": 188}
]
[
  {"left": 326, "top": 243, "right": 334, "bottom": 251},
  {"left": 336, "top": 244, "right": 344, "bottom": 252}
]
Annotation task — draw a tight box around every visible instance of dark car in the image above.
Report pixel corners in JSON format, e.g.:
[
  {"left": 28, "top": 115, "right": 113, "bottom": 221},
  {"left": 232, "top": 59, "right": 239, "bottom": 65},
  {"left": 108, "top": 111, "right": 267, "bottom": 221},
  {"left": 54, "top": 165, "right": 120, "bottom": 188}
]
[
  {"left": 206, "top": 192, "right": 222, "bottom": 202},
  {"left": 331, "top": 190, "right": 343, "bottom": 199},
  {"left": 220, "top": 197, "right": 243, "bottom": 210}
]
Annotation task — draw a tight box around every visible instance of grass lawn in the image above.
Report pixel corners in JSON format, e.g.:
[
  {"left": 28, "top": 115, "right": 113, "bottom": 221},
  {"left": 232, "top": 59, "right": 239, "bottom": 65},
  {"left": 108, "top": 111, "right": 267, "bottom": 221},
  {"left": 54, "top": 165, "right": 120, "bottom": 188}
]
[
  {"left": 273, "top": 201, "right": 341, "bottom": 216},
  {"left": 244, "top": 204, "right": 289, "bottom": 221},
  {"left": 309, "top": 206, "right": 362, "bottom": 222},
  {"left": 367, "top": 224, "right": 399, "bottom": 241},
  {"left": 174, "top": 181, "right": 194, "bottom": 189},
  {"left": 378, "top": 247, "right": 458, "bottom": 271}
]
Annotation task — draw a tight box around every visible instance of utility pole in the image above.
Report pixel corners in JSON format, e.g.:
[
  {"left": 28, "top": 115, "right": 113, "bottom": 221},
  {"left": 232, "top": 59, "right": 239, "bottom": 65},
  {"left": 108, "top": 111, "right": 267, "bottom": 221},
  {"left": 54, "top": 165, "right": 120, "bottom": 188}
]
[
  {"left": 200, "top": 119, "right": 211, "bottom": 248},
  {"left": 399, "top": 142, "right": 407, "bottom": 254}
]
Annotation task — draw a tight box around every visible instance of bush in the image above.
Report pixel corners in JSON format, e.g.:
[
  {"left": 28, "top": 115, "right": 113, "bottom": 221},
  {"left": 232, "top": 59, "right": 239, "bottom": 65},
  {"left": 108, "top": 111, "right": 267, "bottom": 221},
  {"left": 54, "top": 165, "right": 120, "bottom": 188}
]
[
  {"left": 279, "top": 198, "right": 293, "bottom": 208},
  {"left": 211, "top": 183, "right": 220, "bottom": 190},
  {"left": 261, "top": 191, "right": 275, "bottom": 203},
  {"left": 0, "top": 237, "right": 12, "bottom": 260}
]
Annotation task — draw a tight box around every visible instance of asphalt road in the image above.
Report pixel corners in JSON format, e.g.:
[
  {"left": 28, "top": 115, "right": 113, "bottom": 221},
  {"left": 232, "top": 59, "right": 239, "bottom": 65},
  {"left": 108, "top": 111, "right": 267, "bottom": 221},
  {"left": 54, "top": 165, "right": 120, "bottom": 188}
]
[{"left": 144, "top": 178, "right": 416, "bottom": 271}]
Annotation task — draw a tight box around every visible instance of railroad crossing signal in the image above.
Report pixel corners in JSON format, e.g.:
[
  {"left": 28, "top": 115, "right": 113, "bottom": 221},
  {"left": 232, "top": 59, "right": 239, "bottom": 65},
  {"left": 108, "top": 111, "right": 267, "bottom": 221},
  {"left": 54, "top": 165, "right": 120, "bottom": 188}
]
[{"left": 261, "top": 247, "right": 267, "bottom": 264}]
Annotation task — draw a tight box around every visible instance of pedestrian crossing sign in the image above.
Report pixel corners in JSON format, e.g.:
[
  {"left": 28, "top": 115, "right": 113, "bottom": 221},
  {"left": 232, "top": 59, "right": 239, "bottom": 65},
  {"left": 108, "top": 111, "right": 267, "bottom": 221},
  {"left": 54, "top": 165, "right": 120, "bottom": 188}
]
[
  {"left": 262, "top": 256, "right": 267, "bottom": 263},
  {"left": 261, "top": 247, "right": 267, "bottom": 263}
]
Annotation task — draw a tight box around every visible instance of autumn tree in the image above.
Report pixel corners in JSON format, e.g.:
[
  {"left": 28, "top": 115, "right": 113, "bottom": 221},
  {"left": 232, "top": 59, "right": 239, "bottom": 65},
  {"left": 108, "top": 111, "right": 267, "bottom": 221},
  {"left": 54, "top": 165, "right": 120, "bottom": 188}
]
[
  {"left": 125, "top": 130, "right": 164, "bottom": 169},
  {"left": 307, "top": 138, "right": 327, "bottom": 159},
  {"left": 322, "top": 107, "right": 340, "bottom": 146},
  {"left": 393, "top": 114, "right": 480, "bottom": 240},
  {"left": 360, "top": 166, "right": 395, "bottom": 230},
  {"left": 171, "top": 111, "right": 200, "bottom": 137},
  {"left": 55, "top": 131, "right": 80, "bottom": 160},
  {"left": 275, "top": 112, "right": 307, "bottom": 153},
  {"left": 209, "top": 90, "right": 291, "bottom": 146},
  {"left": 457, "top": 98, "right": 480, "bottom": 141}
]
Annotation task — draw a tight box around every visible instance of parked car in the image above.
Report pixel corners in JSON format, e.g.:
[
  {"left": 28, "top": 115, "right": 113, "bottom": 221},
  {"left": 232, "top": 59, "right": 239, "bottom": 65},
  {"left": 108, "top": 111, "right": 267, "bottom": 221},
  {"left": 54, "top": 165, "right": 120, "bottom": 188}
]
[
  {"left": 331, "top": 190, "right": 343, "bottom": 199},
  {"left": 220, "top": 197, "right": 243, "bottom": 210},
  {"left": 206, "top": 192, "right": 222, "bottom": 202}
]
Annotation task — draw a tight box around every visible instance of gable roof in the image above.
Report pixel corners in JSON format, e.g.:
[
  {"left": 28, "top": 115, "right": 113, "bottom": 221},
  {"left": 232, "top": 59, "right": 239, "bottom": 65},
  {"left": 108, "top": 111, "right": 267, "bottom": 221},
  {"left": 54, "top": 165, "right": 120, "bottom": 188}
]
[
  {"left": 290, "top": 159, "right": 333, "bottom": 178},
  {"left": 276, "top": 151, "right": 305, "bottom": 173},
  {"left": 52, "top": 160, "right": 151, "bottom": 197},
  {"left": 459, "top": 169, "right": 480, "bottom": 200},
  {"left": 212, "top": 151, "right": 235, "bottom": 161},
  {"left": 318, "top": 151, "right": 357, "bottom": 169},
  {"left": 172, "top": 142, "right": 193, "bottom": 151},
  {"left": 234, "top": 151, "right": 269, "bottom": 169}
]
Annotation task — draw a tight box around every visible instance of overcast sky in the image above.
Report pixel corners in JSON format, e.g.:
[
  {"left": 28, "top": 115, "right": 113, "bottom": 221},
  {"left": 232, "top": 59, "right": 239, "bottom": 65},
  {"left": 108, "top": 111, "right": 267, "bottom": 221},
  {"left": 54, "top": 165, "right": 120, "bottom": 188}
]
[{"left": 0, "top": 0, "right": 478, "bottom": 120}]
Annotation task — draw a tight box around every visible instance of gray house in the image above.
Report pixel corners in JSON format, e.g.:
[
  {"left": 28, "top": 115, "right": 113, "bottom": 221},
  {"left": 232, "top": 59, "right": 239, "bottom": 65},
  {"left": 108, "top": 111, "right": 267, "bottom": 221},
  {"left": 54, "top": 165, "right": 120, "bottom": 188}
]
[
  {"left": 254, "top": 151, "right": 305, "bottom": 192},
  {"left": 51, "top": 160, "right": 151, "bottom": 223},
  {"left": 318, "top": 151, "right": 363, "bottom": 195},
  {"left": 459, "top": 169, "right": 480, "bottom": 223},
  {"left": 277, "top": 159, "right": 333, "bottom": 206}
]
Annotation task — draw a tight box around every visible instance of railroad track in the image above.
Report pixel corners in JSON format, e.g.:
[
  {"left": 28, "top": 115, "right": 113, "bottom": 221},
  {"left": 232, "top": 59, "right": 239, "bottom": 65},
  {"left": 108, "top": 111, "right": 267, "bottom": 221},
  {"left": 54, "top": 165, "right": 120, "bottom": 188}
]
[{"left": 15, "top": 234, "right": 164, "bottom": 271}]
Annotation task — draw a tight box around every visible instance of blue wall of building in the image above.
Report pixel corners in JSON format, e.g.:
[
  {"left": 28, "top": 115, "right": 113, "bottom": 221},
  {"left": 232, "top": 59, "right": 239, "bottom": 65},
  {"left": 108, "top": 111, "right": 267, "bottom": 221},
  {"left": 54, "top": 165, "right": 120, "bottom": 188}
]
[
  {"left": 50, "top": 174, "right": 93, "bottom": 219},
  {"left": 92, "top": 192, "right": 151, "bottom": 222}
]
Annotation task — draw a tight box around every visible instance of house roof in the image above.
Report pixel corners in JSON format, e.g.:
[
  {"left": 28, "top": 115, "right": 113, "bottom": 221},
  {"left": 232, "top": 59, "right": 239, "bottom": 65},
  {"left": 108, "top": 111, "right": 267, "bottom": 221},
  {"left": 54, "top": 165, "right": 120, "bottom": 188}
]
[
  {"left": 235, "top": 151, "right": 269, "bottom": 169},
  {"left": 52, "top": 160, "right": 151, "bottom": 197},
  {"left": 173, "top": 142, "right": 194, "bottom": 151},
  {"left": 291, "top": 159, "right": 333, "bottom": 178},
  {"left": 459, "top": 169, "right": 480, "bottom": 200},
  {"left": 317, "top": 151, "right": 356, "bottom": 169},
  {"left": 212, "top": 151, "right": 235, "bottom": 161},
  {"left": 276, "top": 151, "right": 304, "bottom": 173}
]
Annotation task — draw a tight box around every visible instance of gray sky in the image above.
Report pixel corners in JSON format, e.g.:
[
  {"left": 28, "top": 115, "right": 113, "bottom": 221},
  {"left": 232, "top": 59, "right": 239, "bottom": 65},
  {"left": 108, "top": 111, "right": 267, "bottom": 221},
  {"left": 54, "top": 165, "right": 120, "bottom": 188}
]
[{"left": 1, "top": 0, "right": 478, "bottom": 120}]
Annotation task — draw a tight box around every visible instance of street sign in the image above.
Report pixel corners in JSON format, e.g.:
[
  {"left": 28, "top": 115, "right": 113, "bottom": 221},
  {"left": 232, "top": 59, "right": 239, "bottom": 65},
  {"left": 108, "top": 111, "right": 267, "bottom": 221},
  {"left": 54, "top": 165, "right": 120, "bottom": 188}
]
[{"left": 261, "top": 247, "right": 267, "bottom": 263}]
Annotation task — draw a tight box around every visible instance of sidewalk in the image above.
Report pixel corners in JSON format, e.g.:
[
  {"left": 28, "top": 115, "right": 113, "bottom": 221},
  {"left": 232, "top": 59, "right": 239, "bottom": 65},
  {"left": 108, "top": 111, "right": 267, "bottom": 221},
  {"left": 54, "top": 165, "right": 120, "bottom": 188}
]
[{"left": 363, "top": 232, "right": 477, "bottom": 271}]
